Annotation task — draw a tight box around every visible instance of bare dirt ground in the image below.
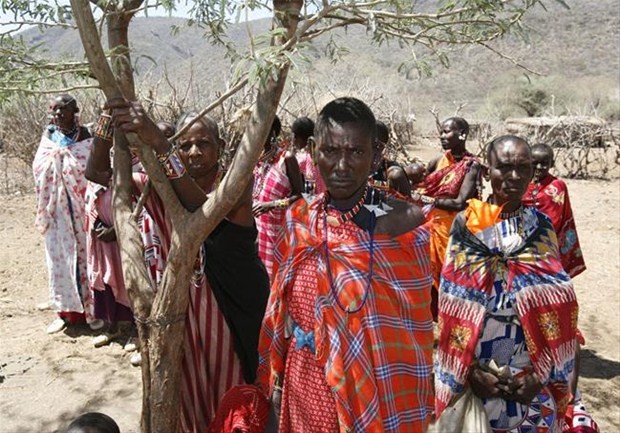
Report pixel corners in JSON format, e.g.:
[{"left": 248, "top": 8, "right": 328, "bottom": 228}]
[{"left": 0, "top": 148, "right": 618, "bottom": 432}]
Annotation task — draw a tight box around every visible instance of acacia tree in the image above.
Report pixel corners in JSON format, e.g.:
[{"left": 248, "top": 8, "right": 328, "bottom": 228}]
[{"left": 1, "top": 0, "right": 567, "bottom": 431}]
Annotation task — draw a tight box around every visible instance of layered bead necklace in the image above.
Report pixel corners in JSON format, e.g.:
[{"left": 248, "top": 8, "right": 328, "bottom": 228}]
[
  {"left": 324, "top": 185, "right": 368, "bottom": 227},
  {"left": 322, "top": 186, "right": 375, "bottom": 314},
  {"left": 529, "top": 180, "right": 541, "bottom": 206},
  {"left": 494, "top": 205, "right": 525, "bottom": 256}
]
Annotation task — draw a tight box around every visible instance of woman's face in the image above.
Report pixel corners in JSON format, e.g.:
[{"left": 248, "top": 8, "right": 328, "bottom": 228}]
[
  {"left": 49, "top": 97, "right": 76, "bottom": 130},
  {"left": 532, "top": 149, "right": 553, "bottom": 182},
  {"left": 317, "top": 122, "right": 374, "bottom": 202},
  {"left": 488, "top": 139, "right": 533, "bottom": 209},
  {"left": 177, "top": 121, "right": 221, "bottom": 180},
  {"left": 439, "top": 119, "right": 463, "bottom": 151}
]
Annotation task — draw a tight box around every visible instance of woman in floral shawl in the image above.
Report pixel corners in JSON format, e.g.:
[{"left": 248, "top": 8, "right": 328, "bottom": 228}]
[{"left": 33, "top": 94, "right": 99, "bottom": 334}]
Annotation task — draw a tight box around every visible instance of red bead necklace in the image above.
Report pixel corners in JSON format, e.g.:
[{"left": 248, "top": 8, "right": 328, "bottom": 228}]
[{"left": 323, "top": 185, "right": 368, "bottom": 227}]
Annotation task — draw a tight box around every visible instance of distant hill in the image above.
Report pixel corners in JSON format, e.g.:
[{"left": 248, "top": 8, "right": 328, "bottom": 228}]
[{"left": 17, "top": 0, "right": 620, "bottom": 130}]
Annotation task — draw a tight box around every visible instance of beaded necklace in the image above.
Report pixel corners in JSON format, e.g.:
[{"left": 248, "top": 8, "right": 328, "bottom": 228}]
[
  {"left": 499, "top": 205, "right": 524, "bottom": 220},
  {"left": 495, "top": 205, "right": 525, "bottom": 256},
  {"left": 529, "top": 181, "right": 541, "bottom": 206},
  {"left": 322, "top": 188, "right": 376, "bottom": 314},
  {"left": 57, "top": 124, "right": 79, "bottom": 142},
  {"left": 323, "top": 185, "right": 368, "bottom": 227}
]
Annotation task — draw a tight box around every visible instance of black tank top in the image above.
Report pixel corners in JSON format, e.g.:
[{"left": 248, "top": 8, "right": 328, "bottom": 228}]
[{"left": 203, "top": 219, "right": 270, "bottom": 384}]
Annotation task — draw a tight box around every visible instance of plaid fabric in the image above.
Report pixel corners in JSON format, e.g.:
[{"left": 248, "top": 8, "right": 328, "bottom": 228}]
[
  {"left": 296, "top": 149, "right": 314, "bottom": 182},
  {"left": 524, "top": 174, "right": 586, "bottom": 278},
  {"left": 85, "top": 158, "right": 145, "bottom": 309},
  {"left": 257, "top": 195, "right": 434, "bottom": 432},
  {"left": 435, "top": 200, "right": 578, "bottom": 430},
  {"left": 253, "top": 154, "right": 291, "bottom": 279},
  {"left": 85, "top": 184, "right": 129, "bottom": 307}
]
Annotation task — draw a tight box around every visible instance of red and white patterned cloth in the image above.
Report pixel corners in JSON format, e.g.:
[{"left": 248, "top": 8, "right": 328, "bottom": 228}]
[
  {"left": 279, "top": 259, "right": 339, "bottom": 432},
  {"left": 295, "top": 149, "right": 326, "bottom": 195},
  {"left": 85, "top": 184, "right": 129, "bottom": 307},
  {"left": 253, "top": 153, "right": 291, "bottom": 279},
  {"left": 33, "top": 134, "right": 94, "bottom": 320},
  {"left": 563, "top": 394, "right": 600, "bottom": 433},
  {"left": 181, "top": 249, "right": 244, "bottom": 432},
  {"left": 132, "top": 173, "right": 243, "bottom": 432}
]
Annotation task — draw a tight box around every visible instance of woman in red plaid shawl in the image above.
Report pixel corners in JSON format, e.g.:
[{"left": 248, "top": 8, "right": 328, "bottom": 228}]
[
  {"left": 414, "top": 117, "right": 482, "bottom": 319},
  {"left": 252, "top": 116, "right": 303, "bottom": 280},
  {"left": 258, "top": 97, "right": 434, "bottom": 433},
  {"left": 435, "top": 136, "right": 579, "bottom": 433}
]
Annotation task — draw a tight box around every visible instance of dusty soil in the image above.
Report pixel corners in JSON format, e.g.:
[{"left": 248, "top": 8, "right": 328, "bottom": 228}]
[{"left": 0, "top": 148, "right": 618, "bottom": 432}]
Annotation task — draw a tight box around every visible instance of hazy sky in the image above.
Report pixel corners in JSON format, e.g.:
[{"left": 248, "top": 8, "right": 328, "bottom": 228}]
[{"left": 0, "top": 1, "right": 271, "bottom": 30}]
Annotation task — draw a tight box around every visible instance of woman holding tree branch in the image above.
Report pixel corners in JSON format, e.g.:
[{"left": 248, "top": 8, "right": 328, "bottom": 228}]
[{"left": 92, "top": 99, "right": 269, "bottom": 432}]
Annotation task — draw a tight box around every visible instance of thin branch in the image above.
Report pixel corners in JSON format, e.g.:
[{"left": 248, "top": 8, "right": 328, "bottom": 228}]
[
  {"left": 0, "top": 84, "right": 100, "bottom": 94},
  {"left": 477, "top": 41, "right": 543, "bottom": 76},
  {"left": 0, "top": 20, "right": 77, "bottom": 29},
  {"left": 169, "top": 75, "right": 249, "bottom": 141},
  {"left": 301, "top": 18, "right": 365, "bottom": 42},
  {"left": 339, "top": 0, "right": 515, "bottom": 20},
  {"left": 13, "top": 60, "right": 91, "bottom": 69},
  {"left": 5, "top": 69, "right": 90, "bottom": 82}
]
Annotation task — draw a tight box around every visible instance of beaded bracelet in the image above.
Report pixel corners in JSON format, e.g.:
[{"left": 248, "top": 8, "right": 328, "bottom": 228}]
[
  {"left": 157, "top": 148, "right": 186, "bottom": 180},
  {"left": 156, "top": 145, "right": 176, "bottom": 164},
  {"left": 94, "top": 113, "right": 113, "bottom": 141},
  {"left": 275, "top": 198, "right": 290, "bottom": 209},
  {"left": 420, "top": 195, "right": 436, "bottom": 205}
]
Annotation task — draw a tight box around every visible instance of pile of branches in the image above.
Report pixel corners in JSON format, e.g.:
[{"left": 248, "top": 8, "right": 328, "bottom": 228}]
[{"left": 505, "top": 116, "right": 619, "bottom": 179}]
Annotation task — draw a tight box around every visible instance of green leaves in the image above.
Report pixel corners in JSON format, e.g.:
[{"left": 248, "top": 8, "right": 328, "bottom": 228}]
[{"left": 1, "top": 0, "right": 73, "bottom": 23}]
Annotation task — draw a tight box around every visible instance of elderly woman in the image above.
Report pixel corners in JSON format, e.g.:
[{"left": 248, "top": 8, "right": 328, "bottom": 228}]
[
  {"left": 33, "top": 94, "right": 102, "bottom": 334},
  {"left": 104, "top": 100, "right": 270, "bottom": 432},
  {"left": 258, "top": 97, "right": 434, "bottom": 433},
  {"left": 435, "top": 135, "right": 579, "bottom": 432}
]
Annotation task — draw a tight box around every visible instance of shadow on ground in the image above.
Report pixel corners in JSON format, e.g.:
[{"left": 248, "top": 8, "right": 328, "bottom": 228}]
[{"left": 580, "top": 348, "right": 620, "bottom": 380}]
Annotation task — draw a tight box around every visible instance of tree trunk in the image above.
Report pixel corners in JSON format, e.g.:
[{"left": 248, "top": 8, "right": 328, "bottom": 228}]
[{"left": 70, "top": 0, "right": 304, "bottom": 431}]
